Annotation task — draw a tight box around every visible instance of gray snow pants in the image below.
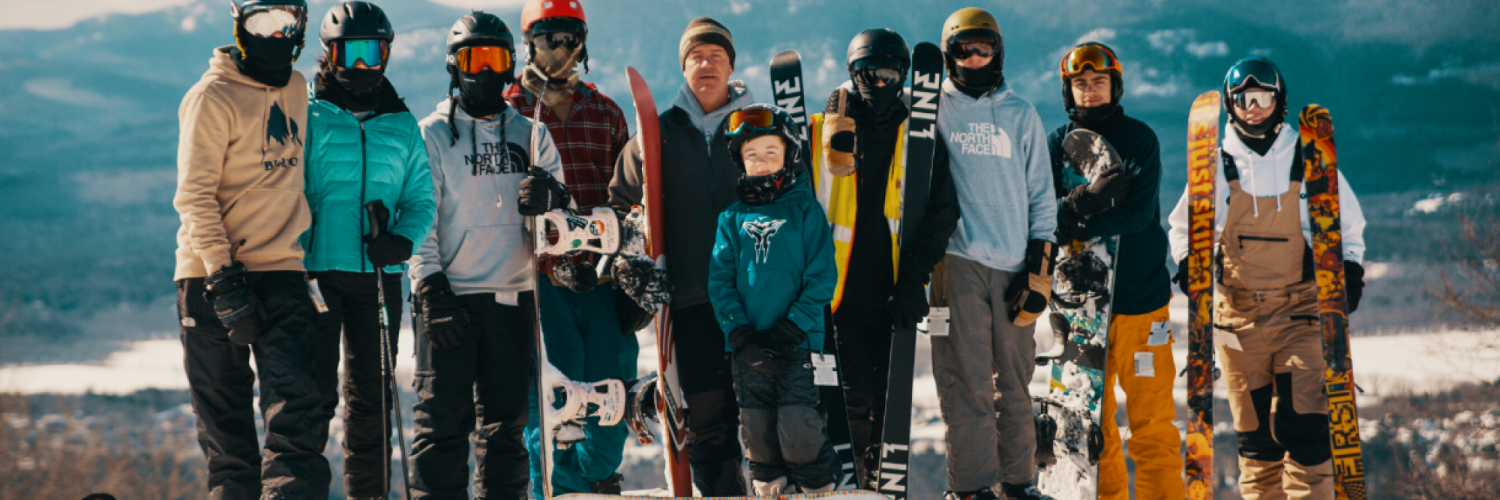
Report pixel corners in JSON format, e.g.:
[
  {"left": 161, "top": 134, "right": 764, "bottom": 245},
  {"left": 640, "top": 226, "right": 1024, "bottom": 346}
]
[{"left": 931, "top": 254, "right": 1039, "bottom": 491}]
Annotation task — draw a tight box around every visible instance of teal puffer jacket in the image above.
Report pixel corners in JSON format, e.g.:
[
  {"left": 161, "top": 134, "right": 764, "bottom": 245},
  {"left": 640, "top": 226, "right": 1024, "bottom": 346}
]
[{"left": 300, "top": 94, "right": 436, "bottom": 274}]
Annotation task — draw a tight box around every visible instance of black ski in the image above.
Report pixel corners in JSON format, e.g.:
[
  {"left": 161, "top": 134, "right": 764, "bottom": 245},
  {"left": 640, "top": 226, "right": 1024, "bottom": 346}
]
[
  {"left": 771, "top": 49, "right": 810, "bottom": 143},
  {"left": 875, "top": 41, "right": 943, "bottom": 500}
]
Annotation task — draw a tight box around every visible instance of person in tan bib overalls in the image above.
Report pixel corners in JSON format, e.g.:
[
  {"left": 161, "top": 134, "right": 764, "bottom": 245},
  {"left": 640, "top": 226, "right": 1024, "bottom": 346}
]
[{"left": 1167, "top": 57, "right": 1367, "bottom": 500}]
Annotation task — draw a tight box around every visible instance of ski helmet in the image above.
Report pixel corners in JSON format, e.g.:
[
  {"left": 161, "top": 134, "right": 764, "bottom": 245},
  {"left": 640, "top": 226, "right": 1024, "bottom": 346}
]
[
  {"left": 1059, "top": 42, "right": 1124, "bottom": 112},
  {"left": 847, "top": 28, "right": 910, "bottom": 69},
  {"left": 230, "top": 0, "right": 309, "bottom": 62},
  {"left": 727, "top": 104, "right": 803, "bottom": 171},
  {"left": 446, "top": 11, "right": 516, "bottom": 81},
  {"left": 940, "top": 7, "right": 1004, "bottom": 88},
  {"left": 847, "top": 29, "right": 909, "bottom": 111},
  {"left": 519, "top": 0, "right": 589, "bottom": 71},
  {"left": 319, "top": 1, "right": 392, "bottom": 43},
  {"left": 1222, "top": 56, "right": 1288, "bottom": 136}
]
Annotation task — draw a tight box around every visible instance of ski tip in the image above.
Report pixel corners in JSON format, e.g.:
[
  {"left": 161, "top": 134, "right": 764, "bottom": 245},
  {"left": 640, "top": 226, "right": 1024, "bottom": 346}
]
[
  {"left": 772, "top": 49, "right": 800, "bottom": 62},
  {"left": 912, "top": 41, "right": 940, "bottom": 57}
]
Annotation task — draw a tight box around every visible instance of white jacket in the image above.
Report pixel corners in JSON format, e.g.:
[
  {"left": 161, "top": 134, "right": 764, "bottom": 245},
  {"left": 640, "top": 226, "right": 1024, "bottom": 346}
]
[
  {"left": 1167, "top": 121, "right": 1365, "bottom": 264},
  {"left": 410, "top": 98, "right": 562, "bottom": 304}
]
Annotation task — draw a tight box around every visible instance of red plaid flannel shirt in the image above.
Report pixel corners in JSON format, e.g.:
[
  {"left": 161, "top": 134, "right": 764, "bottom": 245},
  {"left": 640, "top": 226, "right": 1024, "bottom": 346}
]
[{"left": 505, "top": 82, "right": 631, "bottom": 280}]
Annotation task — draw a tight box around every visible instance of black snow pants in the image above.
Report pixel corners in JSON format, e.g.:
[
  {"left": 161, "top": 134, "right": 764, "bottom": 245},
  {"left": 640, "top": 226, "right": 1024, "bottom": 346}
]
[{"left": 673, "top": 304, "right": 749, "bottom": 496}]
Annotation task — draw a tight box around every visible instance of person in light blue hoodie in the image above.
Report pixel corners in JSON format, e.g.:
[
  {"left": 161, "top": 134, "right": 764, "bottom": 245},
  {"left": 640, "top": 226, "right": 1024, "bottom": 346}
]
[{"left": 930, "top": 8, "right": 1058, "bottom": 500}]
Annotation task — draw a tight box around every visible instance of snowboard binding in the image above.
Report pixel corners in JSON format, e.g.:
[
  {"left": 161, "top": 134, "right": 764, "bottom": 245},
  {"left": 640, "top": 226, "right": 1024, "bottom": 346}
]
[{"left": 535, "top": 206, "right": 620, "bottom": 257}]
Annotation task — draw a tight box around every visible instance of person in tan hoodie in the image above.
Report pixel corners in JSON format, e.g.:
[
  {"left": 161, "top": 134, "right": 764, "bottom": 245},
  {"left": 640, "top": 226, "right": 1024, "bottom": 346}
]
[{"left": 171, "top": 1, "right": 331, "bottom": 498}]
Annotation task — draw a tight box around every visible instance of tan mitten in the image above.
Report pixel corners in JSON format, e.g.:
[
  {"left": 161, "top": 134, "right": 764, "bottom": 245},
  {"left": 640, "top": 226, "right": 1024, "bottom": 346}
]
[{"left": 822, "top": 88, "right": 857, "bottom": 176}]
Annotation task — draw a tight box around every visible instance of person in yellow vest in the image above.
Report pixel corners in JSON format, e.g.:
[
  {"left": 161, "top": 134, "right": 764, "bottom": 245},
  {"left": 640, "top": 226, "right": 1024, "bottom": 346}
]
[{"left": 806, "top": 28, "right": 960, "bottom": 489}]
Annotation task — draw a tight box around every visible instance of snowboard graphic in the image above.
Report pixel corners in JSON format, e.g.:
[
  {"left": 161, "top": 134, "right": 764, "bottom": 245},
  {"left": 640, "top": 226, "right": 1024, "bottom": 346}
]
[
  {"left": 1034, "top": 129, "right": 1120, "bottom": 500},
  {"left": 1300, "top": 104, "right": 1367, "bottom": 500},
  {"left": 626, "top": 66, "right": 694, "bottom": 496},
  {"left": 1183, "top": 90, "right": 1221, "bottom": 500},
  {"left": 873, "top": 41, "right": 943, "bottom": 500}
]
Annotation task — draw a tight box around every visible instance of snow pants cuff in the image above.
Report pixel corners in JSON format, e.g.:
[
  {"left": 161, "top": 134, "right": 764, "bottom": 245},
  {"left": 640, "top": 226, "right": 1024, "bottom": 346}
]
[{"left": 176, "top": 272, "right": 331, "bottom": 500}]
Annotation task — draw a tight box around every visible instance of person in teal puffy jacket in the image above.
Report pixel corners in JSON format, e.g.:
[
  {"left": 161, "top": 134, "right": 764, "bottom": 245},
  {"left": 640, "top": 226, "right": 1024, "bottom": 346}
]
[
  {"left": 707, "top": 104, "right": 839, "bottom": 495},
  {"left": 298, "top": 3, "right": 435, "bottom": 497}
]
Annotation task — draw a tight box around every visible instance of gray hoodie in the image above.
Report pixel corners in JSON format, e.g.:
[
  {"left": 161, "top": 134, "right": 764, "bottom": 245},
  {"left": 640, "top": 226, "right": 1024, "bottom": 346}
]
[
  {"left": 938, "top": 80, "right": 1057, "bottom": 272},
  {"left": 673, "top": 80, "right": 754, "bottom": 150},
  {"left": 410, "top": 98, "right": 562, "bottom": 304}
]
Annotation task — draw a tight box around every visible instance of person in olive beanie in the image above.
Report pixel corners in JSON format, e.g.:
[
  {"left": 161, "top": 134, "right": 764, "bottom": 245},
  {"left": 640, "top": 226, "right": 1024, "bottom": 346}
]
[{"left": 679, "top": 17, "right": 735, "bottom": 71}]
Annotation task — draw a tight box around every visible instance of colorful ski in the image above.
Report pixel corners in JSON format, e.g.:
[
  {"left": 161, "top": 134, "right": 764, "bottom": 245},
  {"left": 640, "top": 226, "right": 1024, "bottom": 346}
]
[
  {"left": 1183, "top": 90, "right": 1221, "bottom": 500},
  {"left": 772, "top": 49, "right": 859, "bottom": 491},
  {"left": 625, "top": 66, "right": 693, "bottom": 497},
  {"left": 1035, "top": 129, "right": 1120, "bottom": 500},
  {"left": 874, "top": 41, "right": 942, "bottom": 500},
  {"left": 1300, "top": 104, "right": 1366, "bottom": 500}
]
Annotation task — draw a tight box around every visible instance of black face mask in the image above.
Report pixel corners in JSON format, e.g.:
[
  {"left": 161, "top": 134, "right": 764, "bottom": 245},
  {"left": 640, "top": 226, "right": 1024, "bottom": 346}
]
[
  {"left": 456, "top": 70, "right": 510, "bottom": 117},
  {"left": 735, "top": 168, "right": 799, "bottom": 206},
  {"left": 234, "top": 36, "right": 299, "bottom": 87},
  {"left": 1068, "top": 103, "right": 1123, "bottom": 133},
  {"left": 334, "top": 67, "right": 384, "bottom": 96},
  {"left": 856, "top": 83, "right": 902, "bottom": 114},
  {"left": 953, "top": 63, "right": 1001, "bottom": 91}
]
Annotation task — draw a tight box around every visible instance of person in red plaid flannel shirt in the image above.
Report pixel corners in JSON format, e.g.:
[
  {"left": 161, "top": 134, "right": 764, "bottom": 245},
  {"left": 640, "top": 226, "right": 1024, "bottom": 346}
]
[{"left": 505, "top": 0, "right": 649, "bottom": 496}]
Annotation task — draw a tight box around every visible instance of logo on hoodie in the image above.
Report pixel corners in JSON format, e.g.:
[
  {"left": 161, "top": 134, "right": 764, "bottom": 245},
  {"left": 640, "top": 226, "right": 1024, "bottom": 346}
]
[
  {"left": 948, "top": 122, "right": 1012, "bottom": 158},
  {"left": 467, "top": 142, "right": 531, "bottom": 176},
  {"left": 263, "top": 101, "right": 303, "bottom": 170},
  {"left": 742, "top": 217, "right": 787, "bottom": 264}
]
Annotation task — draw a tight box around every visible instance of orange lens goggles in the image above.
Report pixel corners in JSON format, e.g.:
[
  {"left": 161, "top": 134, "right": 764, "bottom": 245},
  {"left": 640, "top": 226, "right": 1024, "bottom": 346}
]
[
  {"left": 726, "top": 107, "right": 776, "bottom": 136},
  {"left": 1059, "top": 44, "right": 1122, "bottom": 81},
  {"left": 454, "top": 46, "right": 513, "bottom": 75}
]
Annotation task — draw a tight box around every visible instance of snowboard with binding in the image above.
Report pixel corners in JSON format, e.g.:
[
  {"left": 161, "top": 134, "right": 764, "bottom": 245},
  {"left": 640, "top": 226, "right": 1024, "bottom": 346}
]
[
  {"left": 873, "top": 41, "right": 942, "bottom": 500},
  {"left": 1300, "top": 104, "right": 1367, "bottom": 500},
  {"left": 772, "top": 48, "right": 860, "bottom": 492},
  {"left": 625, "top": 66, "right": 694, "bottom": 497},
  {"left": 1033, "top": 129, "right": 1121, "bottom": 500},
  {"left": 1183, "top": 90, "right": 1221, "bottom": 500}
]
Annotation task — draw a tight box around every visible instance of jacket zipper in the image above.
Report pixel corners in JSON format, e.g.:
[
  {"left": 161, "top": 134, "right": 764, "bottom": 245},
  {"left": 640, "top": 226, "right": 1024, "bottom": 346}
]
[{"left": 359, "top": 119, "right": 369, "bottom": 274}]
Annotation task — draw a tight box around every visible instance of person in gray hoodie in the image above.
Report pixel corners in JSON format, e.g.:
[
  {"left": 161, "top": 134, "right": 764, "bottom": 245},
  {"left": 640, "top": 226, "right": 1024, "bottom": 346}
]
[
  {"left": 929, "top": 8, "right": 1057, "bottom": 500},
  {"left": 405, "top": 12, "right": 563, "bottom": 500},
  {"left": 606, "top": 16, "right": 759, "bottom": 496}
]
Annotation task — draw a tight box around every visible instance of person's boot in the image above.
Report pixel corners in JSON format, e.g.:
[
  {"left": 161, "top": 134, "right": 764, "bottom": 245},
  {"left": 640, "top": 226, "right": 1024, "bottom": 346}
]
[
  {"left": 1001, "top": 482, "right": 1054, "bottom": 500},
  {"left": 752, "top": 477, "right": 792, "bottom": 496},
  {"left": 589, "top": 473, "right": 624, "bottom": 494},
  {"left": 945, "top": 487, "right": 1000, "bottom": 500}
]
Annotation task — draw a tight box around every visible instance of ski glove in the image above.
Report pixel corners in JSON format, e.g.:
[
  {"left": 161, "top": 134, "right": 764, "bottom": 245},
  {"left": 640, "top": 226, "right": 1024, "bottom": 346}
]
[
  {"left": 1173, "top": 258, "right": 1190, "bottom": 296},
  {"left": 365, "top": 234, "right": 413, "bottom": 268},
  {"left": 551, "top": 257, "right": 599, "bottom": 293},
  {"left": 765, "top": 317, "right": 808, "bottom": 348},
  {"left": 517, "top": 166, "right": 571, "bottom": 216},
  {"left": 728, "top": 325, "right": 786, "bottom": 375},
  {"left": 1345, "top": 260, "right": 1364, "bottom": 314},
  {"left": 415, "top": 273, "right": 470, "bottom": 351},
  {"left": 1060, "top": 165, "right": 1134, "bottom": 219},
  {"left": 617, "top": 291, "right": 655, "bottom": 335},
  {"left": 204, "top": 261, "right": 263, "bottom": 346},
  {"left": 1055, "top": 218, "right": 1090, "bottom": 244},
  {"left": 889, "top": 274, "right": 929, "bottom": 332},
  {"left": 822, "top": 88, "right": 857, "bottom": 176},
  {"left": 1005, "top": 240, "right": 1057, "bottom": 327},
  {"left": 611, "top": 251, "right": 672, "bottom": 313}
]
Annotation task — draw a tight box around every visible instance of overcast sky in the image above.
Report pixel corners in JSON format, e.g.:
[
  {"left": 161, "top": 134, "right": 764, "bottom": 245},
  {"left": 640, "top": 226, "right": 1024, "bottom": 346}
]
[{"left": 0, "top": 0, "right": 525, "bottom": 30}]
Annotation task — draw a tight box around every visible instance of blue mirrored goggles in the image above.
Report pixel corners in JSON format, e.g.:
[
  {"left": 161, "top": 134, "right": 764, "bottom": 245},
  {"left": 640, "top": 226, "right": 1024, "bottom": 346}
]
[{"left": 332, "top": 39, "right": 389, "bottom": 69}]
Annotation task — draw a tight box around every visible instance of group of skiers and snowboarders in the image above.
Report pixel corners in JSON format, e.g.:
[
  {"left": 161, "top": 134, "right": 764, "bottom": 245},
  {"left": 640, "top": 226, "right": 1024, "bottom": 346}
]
[{"left": 170, "top": 1, "right": 1368, "bottom": 499}]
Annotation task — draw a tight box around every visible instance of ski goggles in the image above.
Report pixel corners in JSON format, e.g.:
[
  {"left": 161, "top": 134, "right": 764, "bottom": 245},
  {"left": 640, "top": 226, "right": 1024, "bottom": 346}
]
[
  {"left": 946, "top": 33, "right": 999, "bottom": 59},
  {"left": 241, "top": 5, "right": 306, "bottom": 39},
  {"left": 726, "top": 107, "right": 778, "bottom": 137},
  {"left": 851, "top": 57, "right": 907, "bottom": 89},
  {"left": 1226, "top": 68, "right": 1281, "bottom": 95},
  {"left": 453, "top": 46, "right": 514, "bottom": 74},
  {"left": 1059, "top": 43, "right": 1121, "bottom": 81},
  {"left": 1231, "top": 90, "right": 1276, "bottom": 110},
  {"left": 531, "top": 18, "right": 586, "bottom": 51},
  {"left": 331, "top": 39, "right": 389, "bottom": 69}
]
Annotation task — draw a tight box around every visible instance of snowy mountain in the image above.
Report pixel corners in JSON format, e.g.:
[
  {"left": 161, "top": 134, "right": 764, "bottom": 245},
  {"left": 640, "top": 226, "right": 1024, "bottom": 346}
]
[{"left": 0, "top": 0, "right": 1496, "bottom": 332}]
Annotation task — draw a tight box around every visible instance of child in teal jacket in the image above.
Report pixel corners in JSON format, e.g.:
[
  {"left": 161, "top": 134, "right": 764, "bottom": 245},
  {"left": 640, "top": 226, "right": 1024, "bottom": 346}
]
[{"left": 707, "top": 104, "right": 839, "bottom": 495}]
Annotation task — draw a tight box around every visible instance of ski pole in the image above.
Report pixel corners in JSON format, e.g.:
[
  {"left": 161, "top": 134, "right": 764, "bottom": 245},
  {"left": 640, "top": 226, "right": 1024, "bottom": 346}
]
[{"left": 366, "top": 201, "right": 413, "bottom": 500}]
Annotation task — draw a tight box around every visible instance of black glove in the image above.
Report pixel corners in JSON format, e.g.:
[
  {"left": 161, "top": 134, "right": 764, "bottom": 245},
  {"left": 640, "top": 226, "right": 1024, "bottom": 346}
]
[
  {"left": 1173, "top": 258, "right": 1190, "bottom": 296},
  {"left": 617, "top": 291, "right": 655, "bottom": 335},
  {"left": 415, "top": 273, "right": 470, "bottom": 350},
  {"left": 1055, "top": 218, "right": 1090, "bottom": 244},
  {"left": 765, "top": 317, "right": 808, "bottom": 348},
  {"left": 1060, "top": 165, "right": 1133, "bottom": 219},
  {"left": 1006, "top": 240, "right": 1056, "bottom": 327},
  {"left": 518, "top": 166, "right": 571, "bottom": 216},
  {"left": 889, "top": 275, "right": 928, "bottom": 332},
  {"left": 1344, "top": 261, "right": 1364, "bottom": 314},
  {"left": 204, "top": 261, "right": 262, "bottom": 346},
  {"left": 611, "top": 252, "right": 672, "bottom": 312},
  {"left": 365, "top": 234, "right": 413, "bottom": 268},
  {"left": 551, "top": 257, "right": 599, "bottom": 293},
  {"left": 728, "top": 325, "right": 786, "bottom": 375}
]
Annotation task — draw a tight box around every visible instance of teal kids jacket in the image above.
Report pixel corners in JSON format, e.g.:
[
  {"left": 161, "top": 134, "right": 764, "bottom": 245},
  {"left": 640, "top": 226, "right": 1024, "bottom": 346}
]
[
  {"left": 300, "top": 88, "right": 435, "bottom": 274},
  {"left": 708, "top": 182, "right": 837, "bottom": 352}
]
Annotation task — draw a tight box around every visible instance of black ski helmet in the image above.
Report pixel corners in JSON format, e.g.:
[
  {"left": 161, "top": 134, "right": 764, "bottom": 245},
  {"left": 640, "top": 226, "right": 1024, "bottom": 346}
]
[
  {"left": 1059, "top": 42, "right": 1124, "bottom": 112},
  {"left": 727, "top": 104, "right": 803, "bottom": 206},
  {"left": 444, "top": 10, "right": 516, "bottom": 89},
  {"left": 847, "top": 28, "right": 910, "bottom": 69},
  {"left": 1222, "top": 56, "right": 1288, "bottom": 135},
  {"left": 230, "top": 0, "right": 309, "bottom": 61},
  {"left": 319, "top": 1, "right": 392, "bottom": 44},
  {"left": 727, "top": 104, "right": 803, "bottom": 172}
]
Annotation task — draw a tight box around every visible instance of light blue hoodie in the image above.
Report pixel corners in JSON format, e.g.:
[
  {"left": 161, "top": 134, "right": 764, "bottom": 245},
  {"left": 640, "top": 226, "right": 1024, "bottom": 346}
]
[
  {"left": 410, "top": 97, "right": 562, "bottom": 305},
  {"left": 938, "top": 80, "right": 1057, "bottom": 272}
]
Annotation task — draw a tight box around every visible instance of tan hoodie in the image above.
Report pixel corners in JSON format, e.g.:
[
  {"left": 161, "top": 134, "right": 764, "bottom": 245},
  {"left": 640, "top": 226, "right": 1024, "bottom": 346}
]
[{"left": 173, "top": 47, "right": 311, "bottom": 279}]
